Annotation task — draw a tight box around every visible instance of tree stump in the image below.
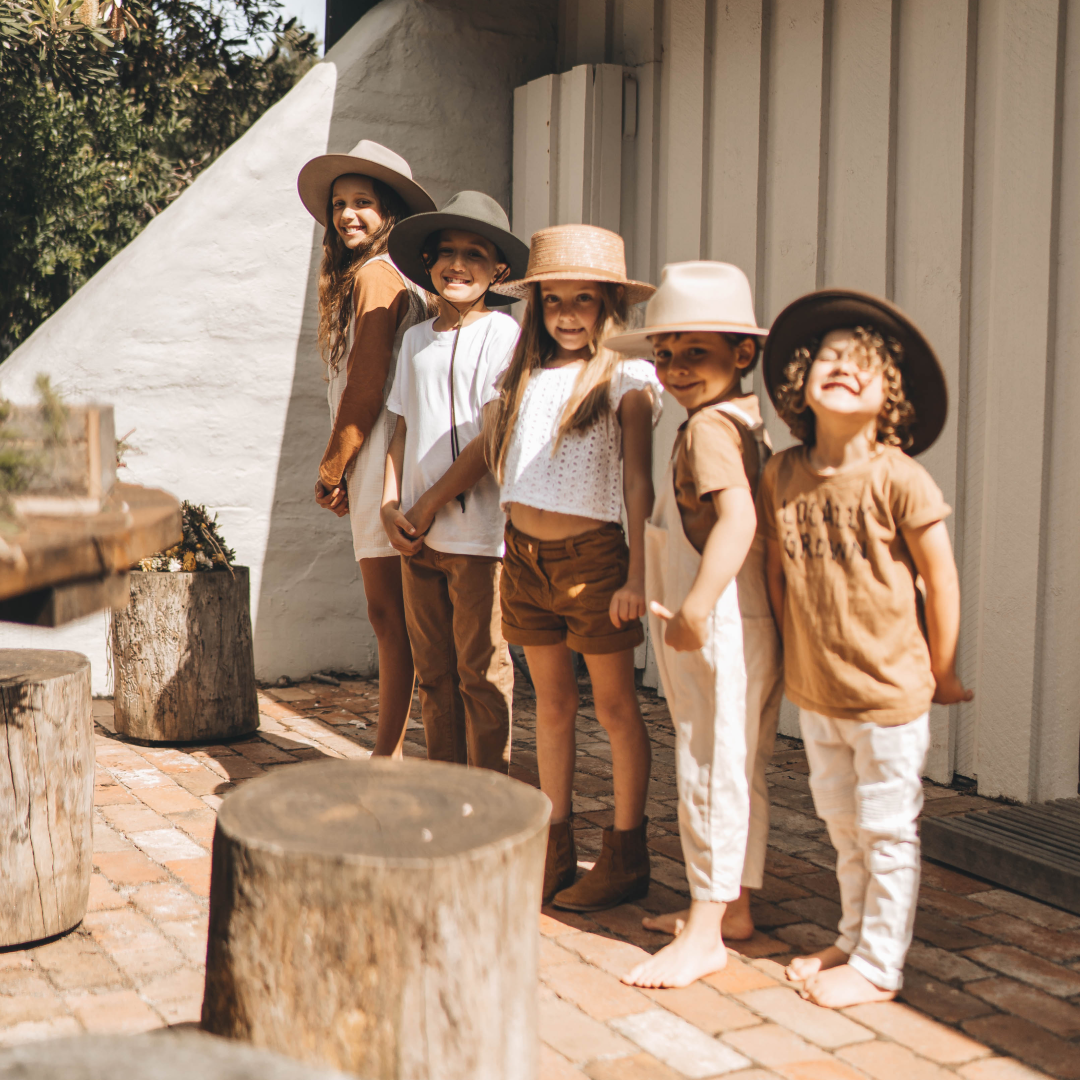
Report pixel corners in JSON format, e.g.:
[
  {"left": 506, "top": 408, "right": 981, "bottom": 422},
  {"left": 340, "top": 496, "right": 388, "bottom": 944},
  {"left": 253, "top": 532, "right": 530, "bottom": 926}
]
[
  {"left": 202, "top": 758, "right": 551, "bottom": 1080},
  {"left": 111, "top": 568, "right": 258, "bottom": 742},
  {"left": 0, "top": 1031, "right": 355, "bottom": 1079},
  {"left": 0, "top": 650, "right": 93, "bottom": 947}
]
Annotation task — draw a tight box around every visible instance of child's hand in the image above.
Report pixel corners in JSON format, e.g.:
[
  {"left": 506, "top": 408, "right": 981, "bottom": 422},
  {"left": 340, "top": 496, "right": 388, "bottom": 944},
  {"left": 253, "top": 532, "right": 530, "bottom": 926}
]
[
  {"left": 609, "top": 577, "right": 646, "bottom": 628},
  {"left": 315, "top": 480, "right": 349, "bottom": 518},
  {"left": 650, "top": 601, "right": 707, "bottom": 652},
  {"left": 380, "top": 504, "right": 424, "bottom": 556},
  {"left": 933, "top": 671, "right": 973, "bottom": 705},
  {"left": 404, "top": 495, "right": 436, "bottom": 540}
]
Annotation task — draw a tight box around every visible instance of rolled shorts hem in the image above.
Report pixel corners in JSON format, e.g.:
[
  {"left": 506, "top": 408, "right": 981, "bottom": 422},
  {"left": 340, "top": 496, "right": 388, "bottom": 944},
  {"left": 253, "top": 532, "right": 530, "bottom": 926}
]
[
  {"left": 848, "top": 951, "right": 903, "bottom": 992},
  {"left": 503, "top": 619, "right": 644, "bottom": 655}
]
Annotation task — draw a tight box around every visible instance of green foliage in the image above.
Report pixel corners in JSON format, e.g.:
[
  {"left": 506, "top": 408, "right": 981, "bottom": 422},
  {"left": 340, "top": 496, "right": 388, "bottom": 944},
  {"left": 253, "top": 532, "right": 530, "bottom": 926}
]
[{"left": 0, "top": 0, "right": 317, "bottom": 357}]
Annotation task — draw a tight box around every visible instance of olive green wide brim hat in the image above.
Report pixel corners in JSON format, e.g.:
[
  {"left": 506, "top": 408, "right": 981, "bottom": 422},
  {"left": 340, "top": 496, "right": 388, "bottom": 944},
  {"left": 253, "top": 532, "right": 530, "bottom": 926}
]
[
  {"left": 297, "top": 139, "right": 436, "bottom": 225},
  {"left": 763, "top": 289, "right": 948, "bottom": 456},
  {"left": 387, "top": 191, "right": 530, "bottom": 308}
]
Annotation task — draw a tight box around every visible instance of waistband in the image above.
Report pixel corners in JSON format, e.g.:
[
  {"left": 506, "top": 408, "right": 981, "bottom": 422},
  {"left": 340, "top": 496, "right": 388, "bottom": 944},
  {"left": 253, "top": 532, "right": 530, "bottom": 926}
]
[{"left": 504, "top": 519, "right": 625, "bottom": 559}]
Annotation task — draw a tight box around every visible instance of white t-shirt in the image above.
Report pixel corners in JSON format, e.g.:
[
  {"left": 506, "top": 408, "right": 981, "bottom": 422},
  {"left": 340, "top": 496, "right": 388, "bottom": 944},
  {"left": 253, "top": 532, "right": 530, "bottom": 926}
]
[
  {"left": 387, "top": 311, "right": 519, "bottom": 557},
  {"left": 500, "top": 359, "right": 663, "bottom": 523}
]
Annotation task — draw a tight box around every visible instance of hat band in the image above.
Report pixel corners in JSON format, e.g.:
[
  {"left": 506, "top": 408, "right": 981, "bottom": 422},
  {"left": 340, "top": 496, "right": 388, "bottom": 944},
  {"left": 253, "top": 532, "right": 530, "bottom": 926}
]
[
  {"left": 642, "top": 318, "right": 764, "bottom": 332},
  {"left": 522, "top": 264, "right": 629, "bottom": 282}
]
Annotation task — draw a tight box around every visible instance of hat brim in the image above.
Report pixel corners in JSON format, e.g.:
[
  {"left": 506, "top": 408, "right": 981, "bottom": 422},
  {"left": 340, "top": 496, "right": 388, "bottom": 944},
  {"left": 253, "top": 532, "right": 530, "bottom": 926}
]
[
  {"left": 491, "top": 272, "right": 655, "bottom": 306},
  {"left": 387, "top": 212, "right": 530, "bottom": 308},
  {"left": 606, "top": 320, "right": 769, "bottom": 358},
  {"left": 297, "top": 154, "right": 436, "bottom": 225},
  {"left": 762, "top": 290, "right": 947, "bottom": 457}
]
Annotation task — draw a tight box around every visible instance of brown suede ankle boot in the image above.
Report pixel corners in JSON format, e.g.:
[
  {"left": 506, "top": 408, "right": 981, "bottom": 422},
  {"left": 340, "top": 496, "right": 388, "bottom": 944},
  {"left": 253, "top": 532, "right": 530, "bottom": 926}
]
[
  {"left": 552, "top": 818, "right": 650, "bottom": 912},
  {"left": 543, "top": 819, "right": 578, "bottom": 905}
]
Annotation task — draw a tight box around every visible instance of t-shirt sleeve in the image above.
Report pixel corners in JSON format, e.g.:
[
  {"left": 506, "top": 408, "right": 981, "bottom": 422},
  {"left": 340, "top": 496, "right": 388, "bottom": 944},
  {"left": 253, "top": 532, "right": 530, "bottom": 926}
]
[
  {"left": 611, "top": 359, "right": 663, "bottom": 427},
  {"left": 892, "top": 457, "right": 952, "bottom": 531},
  {"left": 386, "top": 325, "right": 417, "bottom": 417},
  {"left": 685, "top": 410, "right": 751, "bottom": 498},
  {"left": 755, "top": 455, "right": 780, "bottom": 541},
  {"left": 481, "top": 315, "right": 521, "bottom": 407}
]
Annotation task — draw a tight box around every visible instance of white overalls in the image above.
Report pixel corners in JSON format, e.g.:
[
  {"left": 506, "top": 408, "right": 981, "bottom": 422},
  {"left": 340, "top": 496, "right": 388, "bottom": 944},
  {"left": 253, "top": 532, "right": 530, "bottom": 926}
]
[
  {"left": 645, "top": 402, "right": 783, "bottom": 901},
  {"left": 327, "top": 253, "right": 427, "bottom": 561}
]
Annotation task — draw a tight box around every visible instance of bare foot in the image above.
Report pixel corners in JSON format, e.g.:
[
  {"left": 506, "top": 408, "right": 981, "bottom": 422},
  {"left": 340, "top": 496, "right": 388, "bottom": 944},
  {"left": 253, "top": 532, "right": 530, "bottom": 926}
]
[
  {"left": 642, "top": 909, "right": 688, "bottom": 936},
  {"left": 624, "top": 900, "right": 728, "bottom": 988},
  {"left": 721, "top": 889, "right": 754, "bottom": 941},
  {"left": 785, "top": 944, "right": 848, "bottom": 983},
  {"left": 801, "top": 963, "right": 896, "bottom": 1008}
]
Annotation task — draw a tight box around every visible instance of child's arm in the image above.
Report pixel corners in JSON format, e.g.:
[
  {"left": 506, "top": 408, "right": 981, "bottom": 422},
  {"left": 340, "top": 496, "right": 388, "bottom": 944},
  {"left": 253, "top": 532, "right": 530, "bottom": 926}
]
[
  {"left": 403, "top": 401, "right": 498, "bottom": 536},
  {"left": 611, "top": 389, "right": 655, "bottom": 628},
  {"left": 764, "top": 536, "right": 786, "bottom": 633},
  {"left": 903, "top": 519, "right": 974, "bottom": 705},
  {"left": 651, "top": 487, "right": 756, "bottom": 650},
  {"left": 380, "top": 417, "right": 424, "bottom": 556}
]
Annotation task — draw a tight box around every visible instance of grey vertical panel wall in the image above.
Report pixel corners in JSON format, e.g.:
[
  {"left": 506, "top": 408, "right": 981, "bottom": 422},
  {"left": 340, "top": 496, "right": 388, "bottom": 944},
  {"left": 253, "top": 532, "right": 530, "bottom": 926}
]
[{"left": 514, "top": 0, "right": 1079, "bottom": 802}]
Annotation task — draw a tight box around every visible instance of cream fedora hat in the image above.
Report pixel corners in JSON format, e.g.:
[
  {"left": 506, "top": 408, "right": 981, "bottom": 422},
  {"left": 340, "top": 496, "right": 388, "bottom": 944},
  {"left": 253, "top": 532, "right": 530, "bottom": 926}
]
[
  {"left": 297, "top": 139, "right": 436, "bottom": 226},
  {"left": 490, "top": 224, "right": 655, "bottom": 304},
  {"left": 606, "top": 261, "right": 768, "bottom": 356}
]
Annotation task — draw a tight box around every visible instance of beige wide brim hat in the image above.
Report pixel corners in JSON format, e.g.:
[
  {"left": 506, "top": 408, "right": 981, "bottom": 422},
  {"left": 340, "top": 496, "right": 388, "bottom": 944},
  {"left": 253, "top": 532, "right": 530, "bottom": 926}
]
[
  {"left": 490, "top": 224, "right": 655, "bottom": 305},
  {"left": 607, "top": 261, "right": 768, "bottom": 356},
  {"left": 297, "top": 139, "right": 436, "bottom": 226}
]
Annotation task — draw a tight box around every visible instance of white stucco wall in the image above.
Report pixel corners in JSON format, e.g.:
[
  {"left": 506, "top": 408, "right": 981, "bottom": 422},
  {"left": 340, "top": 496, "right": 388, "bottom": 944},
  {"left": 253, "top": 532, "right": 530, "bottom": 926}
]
[{"left": 0, "top": 0, "right": 556, "bottom": 694}]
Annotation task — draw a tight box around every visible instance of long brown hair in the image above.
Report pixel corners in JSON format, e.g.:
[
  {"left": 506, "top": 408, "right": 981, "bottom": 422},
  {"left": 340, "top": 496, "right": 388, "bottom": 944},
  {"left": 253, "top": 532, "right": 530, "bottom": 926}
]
[
  {"left": 316, "top": 175, "right": 409, "bottom": 373},
  {"left": 486, "top": 281, "right": 630, "bottom": 483}
]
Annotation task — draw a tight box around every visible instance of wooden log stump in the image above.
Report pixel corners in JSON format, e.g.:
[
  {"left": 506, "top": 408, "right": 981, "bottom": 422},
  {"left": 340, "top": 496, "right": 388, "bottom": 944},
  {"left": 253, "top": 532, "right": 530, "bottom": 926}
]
[
  {"left": 202, "top": 758, "right": 551, "bottom": 1080},
  {"left": 0, "top": 1031, "right": 355, "bottom": 1079},
  {"left": 111, "top": 567, "right": 258, "bottom": 742},
  {"left": 0, "top": 649, "right": 93, "bottom": 947}
]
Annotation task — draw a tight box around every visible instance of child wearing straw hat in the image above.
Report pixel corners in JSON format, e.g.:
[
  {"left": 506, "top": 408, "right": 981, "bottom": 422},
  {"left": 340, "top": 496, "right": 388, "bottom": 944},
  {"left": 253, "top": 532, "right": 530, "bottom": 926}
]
[
  {"left": 758, "top": 290, "right": 972, "bottom": 1008},
  {"left": 297, "top": 139, "right": 436, "bottom": 758},
  {"left": 379, "top": 192, "right": 529, "bottom": 772},
  {"left": 486, "top": 224, "right": 662, "bottom": 911},
  {"left": 606, "top": 262, "right": 783, "bottom": 987}
]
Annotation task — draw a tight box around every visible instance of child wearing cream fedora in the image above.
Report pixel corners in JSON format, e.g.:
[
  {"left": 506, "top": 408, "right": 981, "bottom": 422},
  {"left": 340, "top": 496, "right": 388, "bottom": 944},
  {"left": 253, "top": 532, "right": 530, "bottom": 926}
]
[
  {"left": 487, "top": 224, "right": 663, "bottom": 911},
  {"left": 297, "top": 139, "right": 435, "bottom": 758},
  {"left": 607, "top": 262, "right": 783, "bottom": 988},
  {"left": 759, "top": 290, "right": 971, "bottom": 1008}
]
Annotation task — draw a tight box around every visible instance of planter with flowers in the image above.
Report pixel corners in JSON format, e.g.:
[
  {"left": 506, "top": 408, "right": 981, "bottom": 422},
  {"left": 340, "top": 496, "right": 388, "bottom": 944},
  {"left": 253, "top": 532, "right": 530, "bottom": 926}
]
[{"left": 110, "top": 502, "right": 258, "bottom": 743}]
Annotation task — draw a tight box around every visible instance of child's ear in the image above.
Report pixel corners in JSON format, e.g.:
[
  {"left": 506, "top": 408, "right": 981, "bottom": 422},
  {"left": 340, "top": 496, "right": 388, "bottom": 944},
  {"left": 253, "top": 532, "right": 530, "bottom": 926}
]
[
  {"left": 491, "top": 262, "right": 511, "bottom": 285},
  {"left": 735, "top": 337, "right": 757, "bottom": 369}
]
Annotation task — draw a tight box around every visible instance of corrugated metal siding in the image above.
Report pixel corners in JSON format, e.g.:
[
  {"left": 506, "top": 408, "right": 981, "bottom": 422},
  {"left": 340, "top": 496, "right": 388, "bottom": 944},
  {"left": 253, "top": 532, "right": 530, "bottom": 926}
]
[{"left": 512, "top": 0, "right": 1080, "bottom": 801}]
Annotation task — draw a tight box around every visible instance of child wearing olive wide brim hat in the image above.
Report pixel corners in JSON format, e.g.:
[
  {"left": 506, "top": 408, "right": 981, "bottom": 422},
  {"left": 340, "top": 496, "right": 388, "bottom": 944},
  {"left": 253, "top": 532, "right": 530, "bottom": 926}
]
[
  {"left": 757, "top": 289, "right": 972, "bottom": 1008},
  {"left": 380, "top": 191, "right": 529, "bottom": 772},
  {"left": 607, "top": 261, "right": 783, "bottom": 988}
]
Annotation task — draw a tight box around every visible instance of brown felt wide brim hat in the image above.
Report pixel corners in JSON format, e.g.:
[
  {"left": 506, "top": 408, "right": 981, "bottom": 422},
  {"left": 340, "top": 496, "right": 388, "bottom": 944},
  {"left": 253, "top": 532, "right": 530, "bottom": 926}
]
[
  {"left": 297, "top": 139, "right": 436, "bottom": 225},
  {"left": 763, "top": 289, "right": 948, "bottom": 456},
  {"left": 388, "top": 190, "right": 530, "bottom": 308},
  {"left": 491, "top": 224, "right": 655, "bottom": 304}
]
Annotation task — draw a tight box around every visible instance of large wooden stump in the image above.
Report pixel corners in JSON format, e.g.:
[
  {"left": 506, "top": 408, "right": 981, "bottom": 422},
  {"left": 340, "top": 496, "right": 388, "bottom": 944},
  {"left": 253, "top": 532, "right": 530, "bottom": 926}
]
[
  {"left": 0, "top": 650, "right": 93, "bottom": 946},
  {"left": 0, "top": 1031, "right": 355, "bottom": 1079},
  {"left": 111, "top": 567, "right": 258, "bottom": 742},
  {"left": 202, "top": 758, "right": 551, "bottom": 1080}
]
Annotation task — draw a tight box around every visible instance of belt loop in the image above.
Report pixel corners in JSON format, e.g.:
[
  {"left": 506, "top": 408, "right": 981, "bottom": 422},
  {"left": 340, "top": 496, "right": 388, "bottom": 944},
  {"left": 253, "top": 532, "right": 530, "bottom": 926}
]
[{"left": 565, "top": 535, "right": 577, "bottom": 559}]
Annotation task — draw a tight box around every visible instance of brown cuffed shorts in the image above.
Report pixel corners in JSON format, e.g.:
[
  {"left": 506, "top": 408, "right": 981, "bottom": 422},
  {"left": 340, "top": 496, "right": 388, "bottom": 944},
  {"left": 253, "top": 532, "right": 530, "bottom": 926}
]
[{"left": 501, "top": 520, "right": 644, "bottom": 655}]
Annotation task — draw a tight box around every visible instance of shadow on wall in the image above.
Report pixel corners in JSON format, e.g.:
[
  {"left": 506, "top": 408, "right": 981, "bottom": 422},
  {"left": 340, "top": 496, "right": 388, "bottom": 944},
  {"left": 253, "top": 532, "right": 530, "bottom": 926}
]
[{"left": 253, "top": 0, "right": 557, "bottom": 679}]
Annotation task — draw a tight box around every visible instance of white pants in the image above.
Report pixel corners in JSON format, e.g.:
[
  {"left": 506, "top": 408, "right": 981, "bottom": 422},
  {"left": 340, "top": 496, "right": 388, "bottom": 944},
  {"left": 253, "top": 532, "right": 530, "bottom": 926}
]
[{"left": 800, "top": 709, "right": 930, "bottom": 991}]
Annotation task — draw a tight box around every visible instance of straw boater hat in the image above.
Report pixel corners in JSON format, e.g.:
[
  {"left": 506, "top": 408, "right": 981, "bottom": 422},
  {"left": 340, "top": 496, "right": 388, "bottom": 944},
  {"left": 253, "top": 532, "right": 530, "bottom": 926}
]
[
  {"left": 606, "top": 261, "right": 767, "bottom": 356},
  {"left": 491, "top": 224, "right": 655, "bottom": 304},
  {"left": 297, "top": 139, "right": 436, "bottom": 225},
  {"left": 763, "top": 289, "right": 948, "bottom": 456},
  {"left": 388, "top": 191, "right": 530, "bottom": 308}
]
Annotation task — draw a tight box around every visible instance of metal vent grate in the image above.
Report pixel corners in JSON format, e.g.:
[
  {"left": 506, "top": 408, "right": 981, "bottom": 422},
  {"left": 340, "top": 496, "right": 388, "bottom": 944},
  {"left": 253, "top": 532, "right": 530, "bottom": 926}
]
[{"left": 921, "top": 798, "right": 1080, "bottom": 915}]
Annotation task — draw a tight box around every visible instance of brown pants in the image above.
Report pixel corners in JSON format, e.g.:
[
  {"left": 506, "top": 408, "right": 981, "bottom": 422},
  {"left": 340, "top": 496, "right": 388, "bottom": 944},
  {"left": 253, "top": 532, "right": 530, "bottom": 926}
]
[{"left": 400, "top": 547, "right": 513, "bottom": 772}]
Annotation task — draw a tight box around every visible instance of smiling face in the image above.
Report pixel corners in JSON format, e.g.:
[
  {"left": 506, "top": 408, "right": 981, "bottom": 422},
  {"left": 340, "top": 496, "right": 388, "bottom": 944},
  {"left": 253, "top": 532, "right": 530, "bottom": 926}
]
[
  {"left": 651, "top": 332, "right": 754, "bottom": 413},
  {"left": 425, "top": 229, "right": 507, "bottom": 306},
  {"left": 540, "top": 280, "right": 605, "bottom": 359},
  {"left": 804, "top": 328, "right": 887, "bottom": 430},
  {"left": 331, "top": 175, "right": 384, "bottom": 251}
]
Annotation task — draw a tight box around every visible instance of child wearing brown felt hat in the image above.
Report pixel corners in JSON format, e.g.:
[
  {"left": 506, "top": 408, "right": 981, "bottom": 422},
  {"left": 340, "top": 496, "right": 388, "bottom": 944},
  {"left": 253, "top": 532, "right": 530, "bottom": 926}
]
[{"left": 757, "top": 289, "right": 972, "bottom": 1009}]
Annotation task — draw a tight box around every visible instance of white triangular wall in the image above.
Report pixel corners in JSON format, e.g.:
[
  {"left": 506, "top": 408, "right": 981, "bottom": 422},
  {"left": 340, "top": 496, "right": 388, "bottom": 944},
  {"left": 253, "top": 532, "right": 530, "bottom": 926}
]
[{"left": 0, "top": 0, "right": 557, "bottom": 693}]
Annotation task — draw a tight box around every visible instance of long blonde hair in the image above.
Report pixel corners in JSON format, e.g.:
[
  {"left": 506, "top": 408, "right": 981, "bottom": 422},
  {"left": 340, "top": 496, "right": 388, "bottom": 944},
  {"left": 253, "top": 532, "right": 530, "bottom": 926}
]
[
  {"left": 316, "top": 176, "right": 409, "bottom": 373},
  {"left": 486, "top": 281, "right": 630, "bottom": 482}
]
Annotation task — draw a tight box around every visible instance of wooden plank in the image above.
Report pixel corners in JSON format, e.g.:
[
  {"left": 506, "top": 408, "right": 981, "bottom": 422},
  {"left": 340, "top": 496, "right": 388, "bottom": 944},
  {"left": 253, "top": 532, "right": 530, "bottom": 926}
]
[
  {"left": 557, "top": 65, "right": 591, "bottom": 225},
  {"left": 0, "top": 573, "right": 130, "bottom": 628},
  {"left": 512, "top": 76, "right": 557, "bottom": 240},
  {"left": 589, "top": 65, "right": 624, "bottom": 233}
]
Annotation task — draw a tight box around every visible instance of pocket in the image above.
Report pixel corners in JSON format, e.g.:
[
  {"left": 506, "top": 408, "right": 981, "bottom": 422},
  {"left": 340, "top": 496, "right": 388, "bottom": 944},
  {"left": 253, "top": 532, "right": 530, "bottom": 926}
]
[{"left": 567, "top": 540, "right": 630, "bottom": 611}]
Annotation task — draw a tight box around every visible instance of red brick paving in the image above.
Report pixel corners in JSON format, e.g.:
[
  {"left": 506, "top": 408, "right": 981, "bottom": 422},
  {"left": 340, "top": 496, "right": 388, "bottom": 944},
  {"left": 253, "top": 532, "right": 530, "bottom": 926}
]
[{"left": 0, "top": 674, "right": 1075, "bottom": 1079}]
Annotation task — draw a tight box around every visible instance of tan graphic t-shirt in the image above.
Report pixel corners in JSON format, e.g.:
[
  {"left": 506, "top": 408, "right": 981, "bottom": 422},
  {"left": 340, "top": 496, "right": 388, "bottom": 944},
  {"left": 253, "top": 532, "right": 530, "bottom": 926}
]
[
  {"left": 757, "top": 445, "right": 950, "bottom": 725},
  {"left": 674, "top": 394, "right": 766, "bottom": 554}
]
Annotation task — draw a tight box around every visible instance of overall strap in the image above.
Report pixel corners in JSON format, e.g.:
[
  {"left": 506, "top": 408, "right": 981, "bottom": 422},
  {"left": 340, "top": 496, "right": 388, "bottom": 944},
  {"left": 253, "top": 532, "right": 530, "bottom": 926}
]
[{"left": 711, "top": 401, "right": 772, "bottom": 473}]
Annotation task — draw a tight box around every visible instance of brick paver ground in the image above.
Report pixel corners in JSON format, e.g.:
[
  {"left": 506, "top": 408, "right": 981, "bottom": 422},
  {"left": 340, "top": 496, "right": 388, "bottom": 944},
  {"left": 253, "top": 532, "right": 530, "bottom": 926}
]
[{"left": 2, "top": 672, "right": 1078, "bottom": 1080}]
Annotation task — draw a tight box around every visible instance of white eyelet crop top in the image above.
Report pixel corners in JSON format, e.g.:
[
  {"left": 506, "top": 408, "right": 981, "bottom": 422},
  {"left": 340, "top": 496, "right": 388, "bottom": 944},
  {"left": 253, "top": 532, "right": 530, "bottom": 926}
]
[{"left": 499, "top": 359, "right": 664, "bottom": 523}]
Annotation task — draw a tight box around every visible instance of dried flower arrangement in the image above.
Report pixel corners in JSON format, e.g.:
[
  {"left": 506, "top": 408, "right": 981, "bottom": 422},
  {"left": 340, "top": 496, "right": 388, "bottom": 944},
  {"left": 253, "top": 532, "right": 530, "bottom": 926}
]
[{"left": 138, "top": 501, "right": 235, "bottom": 573}]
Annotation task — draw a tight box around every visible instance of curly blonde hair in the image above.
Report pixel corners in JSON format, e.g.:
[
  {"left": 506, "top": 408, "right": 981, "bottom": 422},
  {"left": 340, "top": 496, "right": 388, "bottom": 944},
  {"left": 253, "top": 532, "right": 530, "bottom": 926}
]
[{"left": 773, "top": 326, "right": 916, "bottom": 448}]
